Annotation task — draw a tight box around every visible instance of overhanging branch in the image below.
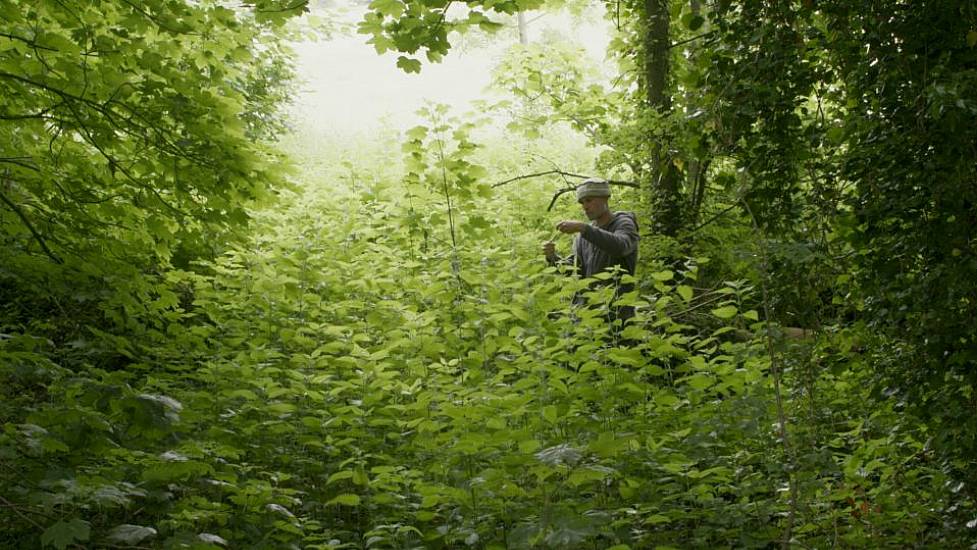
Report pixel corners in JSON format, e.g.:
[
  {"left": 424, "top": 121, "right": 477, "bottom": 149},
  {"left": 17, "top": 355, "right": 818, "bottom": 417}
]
[
  {"left": 0, "top": 171, "right": 63, "bottom": 264},
  {"left": 669, "top": 31, "right": 716, "bottom": 50},
  {"left": 546, "top": 180, "right": 639, "bottom": 211},
  {"left": 492, "top": 170, "right": 589, "bottom": 188}
]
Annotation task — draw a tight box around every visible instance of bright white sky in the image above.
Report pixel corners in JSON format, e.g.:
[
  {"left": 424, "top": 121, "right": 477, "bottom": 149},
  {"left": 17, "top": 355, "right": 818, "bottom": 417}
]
[{"left": 288, "top": 6, "right": 609, "bottom": 135}]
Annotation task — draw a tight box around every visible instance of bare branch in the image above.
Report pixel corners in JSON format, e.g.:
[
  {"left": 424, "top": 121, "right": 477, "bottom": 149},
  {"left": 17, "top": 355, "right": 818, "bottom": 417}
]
[
  {"left": 545, "top": 179, "right": 639, "bottom": 211},
  {"left": 668, "top": 30, "right": 716, "bottom": 50},
  {"left": 546, "top": 187, "right": 577, "bottom": 211},
  {"left": 689, "top": 203, "right": 738, "bottom": 232},
  {"left": 492, "top": 170, "right": 589, "bottom": 188}
]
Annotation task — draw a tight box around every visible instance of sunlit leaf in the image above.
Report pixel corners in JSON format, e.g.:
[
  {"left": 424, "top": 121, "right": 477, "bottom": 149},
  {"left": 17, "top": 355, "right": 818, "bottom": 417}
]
[
  {"left": 711, "top": 305, "right": 738, "bottom": 319},
  {"left": 327, "top": 494, "right": 362, "bottom": 506}
]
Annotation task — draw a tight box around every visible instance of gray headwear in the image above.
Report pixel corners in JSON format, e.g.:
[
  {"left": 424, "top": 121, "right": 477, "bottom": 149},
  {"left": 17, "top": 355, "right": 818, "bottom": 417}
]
[{"left": 575, "top": 178, "right": 611, "bottom": 202}]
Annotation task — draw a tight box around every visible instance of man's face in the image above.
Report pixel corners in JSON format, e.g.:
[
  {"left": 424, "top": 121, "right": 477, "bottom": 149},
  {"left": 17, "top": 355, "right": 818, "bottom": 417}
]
[{"left": 580, "top": 196, "right": 609, "bottom": 221}]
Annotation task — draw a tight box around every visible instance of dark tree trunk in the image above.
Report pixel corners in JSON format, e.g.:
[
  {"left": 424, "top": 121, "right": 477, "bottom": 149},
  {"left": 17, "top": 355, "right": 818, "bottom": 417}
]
[{"left": 642, "top": 0, "right": 682, "bottom": 237}]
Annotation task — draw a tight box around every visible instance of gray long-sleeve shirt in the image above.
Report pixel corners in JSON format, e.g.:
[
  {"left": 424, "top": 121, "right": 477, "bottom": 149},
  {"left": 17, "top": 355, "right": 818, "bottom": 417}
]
[
  {"left": 551, "top": 211, "right": 639, "bottom": 280},
  {"left": 549, "top": 211, "right": 639, "bottom": 324},
  {"left": 573, "top": 211, "right": 639, "bottom": 279},
  {"left": 550, "top": 212, "right": 639, "bottom": 321}
]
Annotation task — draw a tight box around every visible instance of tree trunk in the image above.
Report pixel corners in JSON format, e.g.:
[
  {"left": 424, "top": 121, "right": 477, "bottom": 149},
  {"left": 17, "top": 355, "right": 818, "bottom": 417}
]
[{"left": 642, "top": 0, "right": 682, "bottom": 236}]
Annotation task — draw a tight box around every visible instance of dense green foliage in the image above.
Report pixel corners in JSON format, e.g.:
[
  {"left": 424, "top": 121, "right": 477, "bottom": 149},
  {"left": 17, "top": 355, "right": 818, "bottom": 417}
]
[{"left": 2, "top": 0, "right": 977, "bottom": 548}]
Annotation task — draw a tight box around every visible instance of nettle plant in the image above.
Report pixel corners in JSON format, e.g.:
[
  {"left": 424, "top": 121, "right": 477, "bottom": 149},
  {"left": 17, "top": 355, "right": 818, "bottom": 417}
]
[
  {"left": 7, "top": 114, "right": 949, "bottom": 549},
  {"left": 1, "top": 108, "right": 796, "bottom": 548},
  {"left": 158, "top": 119, "right": 788, "bottom": 548}
]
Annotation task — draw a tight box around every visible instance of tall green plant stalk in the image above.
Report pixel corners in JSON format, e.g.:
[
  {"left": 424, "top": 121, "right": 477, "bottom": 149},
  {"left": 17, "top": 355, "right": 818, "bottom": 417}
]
[
  {"left": 741, "top": 198, "right": 798, "bottom": 548},
  {"left": 433, "top": 130, "right": 460, "bottom": 276}
]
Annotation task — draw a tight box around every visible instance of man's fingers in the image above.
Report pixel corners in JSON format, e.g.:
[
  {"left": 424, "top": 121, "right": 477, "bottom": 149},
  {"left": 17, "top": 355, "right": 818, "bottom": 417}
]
[{"left": 555, "top": 221, "right": 582, "bottom": 234}]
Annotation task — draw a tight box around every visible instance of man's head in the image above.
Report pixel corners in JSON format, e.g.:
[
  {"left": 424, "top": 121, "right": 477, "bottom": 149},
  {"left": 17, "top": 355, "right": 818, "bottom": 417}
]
[{"left": 576, "top": 179, "right": 611, "bottom": 221}]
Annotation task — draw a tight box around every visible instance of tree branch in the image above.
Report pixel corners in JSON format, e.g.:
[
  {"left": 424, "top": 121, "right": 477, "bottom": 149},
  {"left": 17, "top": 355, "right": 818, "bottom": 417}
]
[
  {"left": 0, "top": 495, "right": 47, "bottom": 531},
  {"left": 0, "top": 102, "right": 63, "bottom": 121},
  {"left": 546, "top": 187, "right": 578, "bottom": 211},
  {"left": 251, "top": 0, "right": 309, "bottom": 14},
  {"left": 689, "top": 203, "right": 738, "bottom": 232},
  {"left": 492, "top": 169, "right": 589, "bottom": 188},
  {"left": 0, "top": 157, "right": 40, "bottom": 171},
  {"left": 0, "top": 171, "right": 63, "bottom": 264},
  {"left": 669, "top": 30, "right": 716, "bottom": 50},
  {"left": 62, "top": 101, "right": 189, "bottom": 218},
  {"left": 545, "top": 180, "right": 639, "bottom": 211},
  {"left": 0, "top": 32, "right": 58, "bottom": 51},
  {"left": 0, "top": 70, "right": 210, "bottom": 169}
]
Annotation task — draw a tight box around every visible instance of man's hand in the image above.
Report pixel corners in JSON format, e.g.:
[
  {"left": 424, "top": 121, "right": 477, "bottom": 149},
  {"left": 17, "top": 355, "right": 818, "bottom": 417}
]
[
  {"left": 556, "top": 220, "right": 587, "bottom": 234},
  {"left": 543, "top": 241, "right": 557, "bottom": 260}
]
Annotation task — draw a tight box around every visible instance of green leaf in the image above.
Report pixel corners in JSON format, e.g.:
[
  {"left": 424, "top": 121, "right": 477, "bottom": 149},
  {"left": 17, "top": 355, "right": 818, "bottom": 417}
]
[
  {"left": 607, "top": 348, "right": 643, "bottom": 367},
  {"left": 743, "top": 309, "right": 759, "bottom": 321},
  {"left": 643, "top": 514, "right": 671, "bottom": 525},
  {"left": 41, "top": 519, "right": 90, "bottom": 549},
  {"left": 327, "top": 493, "right": 362, "bottom": 506},
  {"left": 396, "top": 56, "right": 422, "bottom": 73},
  {"left": 198, "top": 533, "right": 228, "bottom": 546},
  {"left": 370, "top": 0, "right": 405, "bottom": 18},
  {"left": 677, "top": 285, "right": 693, "bottom": 301},
  {"left": 968, "top": 30, "right": 977, "bottom": 47},
  {"left": 106, "top": 524, "right": 157, "bottom": 545},
  {"left": 226, "top": 389, "right": 258, "bottom": 400},
  {"left": 684, "top": 373, "right": 714, "bottom": 391},
  {"left": 327, "top": 470, "right": 354, "bottom": 484},
  {"left": 651, "top": 270, "right": 674, "bottom": 281},
  {"left": 711, "top": 305, "right": 738, "bottom": 319}
]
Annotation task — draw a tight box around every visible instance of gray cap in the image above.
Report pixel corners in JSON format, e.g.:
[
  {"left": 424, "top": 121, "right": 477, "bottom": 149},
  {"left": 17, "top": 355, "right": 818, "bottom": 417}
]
[{"left": 575, "top": 178, "right": 611, "bottom": 202}]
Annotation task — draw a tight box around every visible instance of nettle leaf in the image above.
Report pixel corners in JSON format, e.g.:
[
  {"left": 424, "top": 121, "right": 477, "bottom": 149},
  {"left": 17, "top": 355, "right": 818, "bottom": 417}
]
[
  {"left": 535, "top": 444, "right": 582, "bottom": 466},
  {"left": 607, "top": 348, "right": 643, "bottom": 367},
  {"left": 266, "top": 503, "right": 295, "bottom": 518},
  {"left": 41, "top": 519, "right": 90, "bottom": 549},
  {"left": 106, "top": 524, "right": 157, "bottom": 545},
  {"left": 327, "top": 493, "right": 362, "bottom": 506},
  {"left": 327, "top": 470, "right": 355, "bottom": 484},
  {"left": 651, "top": 270, "right": 674, "bottom": 281},
  {"left": 198, "top": 533, "right": 229, "bottom": 546},
  {"left": 542, "top": 405, "right": 558, "bottom": 424},
  {"left": 142, "top": 459, "right": 212, "bottom": 482},
  {"left": 711, "top": 305, "right": 738, "bottom": 319},
  {"left": 136, "top": 393, "right": 183, "bottom": 419},
  {"left": 683, "top": 373, "right": 715, "bottom": 391}
]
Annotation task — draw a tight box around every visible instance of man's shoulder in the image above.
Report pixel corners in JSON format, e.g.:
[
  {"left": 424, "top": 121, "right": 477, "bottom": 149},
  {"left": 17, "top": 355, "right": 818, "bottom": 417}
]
[{"left": 609, "top": 211, "right": 638, "bottom": 230}]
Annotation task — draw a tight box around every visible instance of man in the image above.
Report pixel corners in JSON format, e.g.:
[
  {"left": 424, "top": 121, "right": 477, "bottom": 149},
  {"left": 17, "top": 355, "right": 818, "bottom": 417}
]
[{"left": 543, "top": 178, "right": 639, "bottom": 324}]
